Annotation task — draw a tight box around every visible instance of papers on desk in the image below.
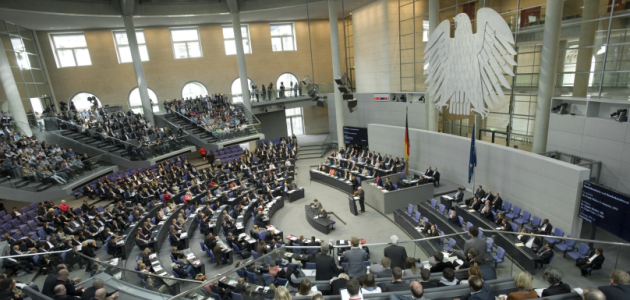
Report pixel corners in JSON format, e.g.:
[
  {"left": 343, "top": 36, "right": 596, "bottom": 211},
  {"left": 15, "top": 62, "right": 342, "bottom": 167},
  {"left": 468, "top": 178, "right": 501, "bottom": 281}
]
[
  {"left": 353, "top": 197, "right": 360, "bottom": 200},
  {"left": 339, "top": 240, "right": 347, "bottom": 245},
  {"left": 574, "top": 288, "right": 584, "bottom": 296},
  {"left": 382, "top": 190, "right": 389, "bottom": 193},
  {"left": 109, "top": 258, "right": 119, "bottom": 265},
  {"left": 443, "top": 195, "right": 453, "bottom": 200},
  {"left": 467, "top": 209, "right": 476, "bottom": 212},
  {"left": 154, "top": 266, "right": 163, "bottom": 272},
  {"left": 314, "top": 216, "right": 319, "bottom": 220},
  {"left": 158, "top": 221, "right": 166, "bottom": 225},
  {"left": 152, "top": 260, "right": 160, "bottom": 265},
  {"left": 149, "top": 253, "right": 157, "bottom": 259},
  {"left": 180, "top": 232, "right": 188, "bottom": 238},
  {"left": 228, "top": 280, "right": 238, "bottom": 286},
  {"left": 535, "top": 289, "right": 545, "bottom": 297},
  {"left": 515, "top": 243, "right": 525, "bottom": 247}
]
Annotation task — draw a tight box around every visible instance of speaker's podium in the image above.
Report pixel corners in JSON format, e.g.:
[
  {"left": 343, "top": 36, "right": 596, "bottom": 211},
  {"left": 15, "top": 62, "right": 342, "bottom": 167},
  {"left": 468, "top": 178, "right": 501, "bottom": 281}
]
[{"left": 348, "top": 196, "right": 359, "bottom": 216}]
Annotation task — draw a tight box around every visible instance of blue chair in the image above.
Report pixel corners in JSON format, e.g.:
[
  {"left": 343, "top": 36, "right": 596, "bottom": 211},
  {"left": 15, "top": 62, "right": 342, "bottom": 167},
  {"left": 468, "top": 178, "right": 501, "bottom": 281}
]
[
  {"left": 486, "top": 238, "right": 493, "bottom": 253},
  {"left": 567, "top": 243, "right": 590, "bottom": 261},
  {"left": 443, "top": 238, "right": 456, "bottom": 252},
  {"left": 231, "top": 292, "right": 244, "bottom": 300},
  {"left": 505, "top": 205, "right": 521, "bottom": 220},
  {"left": 524, "top": 215, "right": 542, "bottom": 231},
  {"left": 537, "top": 250, "right": 555, "bottom": 269},
  {"left": 514, "top": 211, "right": 531, "bottom": 226},
  {"left": 32, "top": 255, "right": 39, "bottom": 266},
  {"left": 263, "top": 273, "right": 274, "bottom": 286},
  {"left": 492, "top": 246, "right": 505, "bottom": 268},
  {"left": 259, "top": 230, "right": 267, "bottom": 240},
  {"left": 413, "top": 211, "right": 421, "bottom": 223},
  {"left": 236, "top": 269, "right": 246, "bottom": 279},
  {"left": 498, "top": 201, "right": 511, "bottom": 214},
  {"left": 172, "top": 269, "right": 181, "bottom": 278},
  {"left": 555, "top": 235, "right": 576, "bottom": 257},
  {"left": 275, "top": 278, "right": 288, "bottom": 286},
  {"left": 406, "top": 204, "right": 413, "bottom": 216},
  {"left": 510, "top": 223, "right": 518, "bottom": 232},
  {"left": 306, "top": 262, "right": 316, "bottom": 269},
  {"left": 393, "top": 184, "right": 398, "bottom": 190},
  {"left": 246, "top": 271, "right": 257, "bottom": 284},
  {"left": 458, "top": 216, "right": 464, "bottom": 227},
  {"left": 466, "top": 222, "right": 473, "bottom": 232},
  {"left": 341, "top": 262, "right": 347, "bottom": 269},
  {"left": 430, "top": 199, "right": 437, "bottom": 209},
  {"left": 61, "top": 252, "right": 67, "bottom": 262},
  {"left": 400, "top": 173, "right": 407, "bottom": 180},
  {"left": 438, "top": 204, "right": 445, "bottom": 215},
  {"left": 544, "top": 228, "right": 565, "bottom": 245},
  {"left": 251, "top": 250, "right": 259, "bottom": 259}
]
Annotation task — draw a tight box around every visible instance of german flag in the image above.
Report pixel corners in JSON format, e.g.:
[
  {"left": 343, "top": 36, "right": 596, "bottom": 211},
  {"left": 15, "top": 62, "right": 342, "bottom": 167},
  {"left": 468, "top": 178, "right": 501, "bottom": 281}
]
[{"left": 404, "top": 108, "right": 410, "bottom": 161}]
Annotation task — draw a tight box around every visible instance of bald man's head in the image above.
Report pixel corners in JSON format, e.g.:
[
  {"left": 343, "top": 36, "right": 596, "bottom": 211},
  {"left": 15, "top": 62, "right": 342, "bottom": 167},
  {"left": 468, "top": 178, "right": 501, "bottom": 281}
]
[
  {"left": 94, "top": 288, "right": 107, "bottom": 300},
  {"left": 583, "top": 289, "right": 605, "bottom": 300},
  {"left": 410, "top": 281, "right": 424, "bottom": 299}
]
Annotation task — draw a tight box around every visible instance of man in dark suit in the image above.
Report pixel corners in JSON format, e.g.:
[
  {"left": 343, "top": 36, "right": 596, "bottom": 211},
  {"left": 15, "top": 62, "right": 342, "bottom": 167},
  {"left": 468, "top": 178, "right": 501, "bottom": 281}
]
[
  {"left": 432, "top": 168, "right": 440, "bottom": 187},
  {"left": 80, "top": 278, "right": 117, "bottom": 300},
  {"left": 535, "top": 243, "right": 554, "bottom": 269},
  {"left": 576, "top": 248, "right": 605, "bottom": 276},
  {"left": 52, "top": 285, "right": 80, "bottom": 300},
  {"left": 374, "top": 257, "right": 393, "bottom": 278},
  {"left": 466, "top": 185, "right": 485, "bottom": 206},
  {"left": 379, "top": 268, "right": 408, "bottom": 292},
  {"left": 430, "top": 252, "right": 454, "bottom": 273},
  {"left": 318, "top": 208, "right": 328, "bottom": 218},
  {"left": 384, "top": 235, "right": 408, "bottom": 270},
  {"left": 534, "top": 219, "right": 553, "bottom": 235},
  {"left": 542, "top": 267, "right": 572, "bottom": 297},
  {"left": 453, "top": 188, "right": 464, "bottom": 205},
  {"left": 599, "top": 270, "right": 630, "bottom": 300},
  {"left": 491, "top": 193, "right": 503, "bottom": 211},
  {"left": 424, "top": 166, "right": 434, "bottom": 176},
  {"left": 463, "top": 276, "right": 495, "bottom": 300},
  {"left": 314, "top": 244, "right": 342, "bottom": 281},
  {"left": 357, "top": 187, "right": 365, "bottom": 213},
  {"left": 419, "top": 269, "right": 439, "bottom": 289}
]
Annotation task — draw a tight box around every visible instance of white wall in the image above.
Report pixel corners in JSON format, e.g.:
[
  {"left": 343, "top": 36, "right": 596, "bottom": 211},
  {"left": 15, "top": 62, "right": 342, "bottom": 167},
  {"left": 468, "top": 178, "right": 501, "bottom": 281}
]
[
  {"left": 328, "top": 93, "right": 426, "bottom": 143},
  {"left": 546, "top": 114, "right": 630, "bottom": 194},
  {"left": 352, "top": 0, "right": 400, "bottom": 93},
  {"left": 369, "top": 124, "right": 591, "bottom": 238}
]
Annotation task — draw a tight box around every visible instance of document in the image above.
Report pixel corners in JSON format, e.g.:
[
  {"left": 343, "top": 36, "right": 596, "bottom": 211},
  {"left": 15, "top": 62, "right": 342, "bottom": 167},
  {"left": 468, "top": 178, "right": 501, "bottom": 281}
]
[
  {"left": 468, "top": 209, "right": 476, "bottom": 212},
  {"left": 515, "top": 243, "right": 525, "bottom": 247}
]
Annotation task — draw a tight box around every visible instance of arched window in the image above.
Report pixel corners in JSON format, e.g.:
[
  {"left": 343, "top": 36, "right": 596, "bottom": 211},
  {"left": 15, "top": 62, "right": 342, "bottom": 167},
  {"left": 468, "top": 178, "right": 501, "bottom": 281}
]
[
  {"left": 182, "top": 81, "right": 208, "bottom": 99},
  {"left": 128, "top": 87, "right": 159, "bottom": 114},
  {"left": 231, "top": 77, "right": 254, "bottom": 103},
  {"left": 276, "top": 73, "right": 299, "bottom": 97},
  {"left": 69, "top": 92, "right": 102, "bottom": 112}
]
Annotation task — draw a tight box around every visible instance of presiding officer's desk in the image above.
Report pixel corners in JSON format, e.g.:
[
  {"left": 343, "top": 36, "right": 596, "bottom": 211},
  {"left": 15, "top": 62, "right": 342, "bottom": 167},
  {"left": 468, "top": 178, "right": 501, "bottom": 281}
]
[
  {"left": 304, "top": 205, "right": 335, "bottom": 234},
  {"left": 361, "top": 173, "right": 434, "bottom": 214},
  {"left": 454, "top": 204, "right": 539, "bottom": 274},
  {"left": 310, "top": 170, "right": 354, "bottom": 194}
]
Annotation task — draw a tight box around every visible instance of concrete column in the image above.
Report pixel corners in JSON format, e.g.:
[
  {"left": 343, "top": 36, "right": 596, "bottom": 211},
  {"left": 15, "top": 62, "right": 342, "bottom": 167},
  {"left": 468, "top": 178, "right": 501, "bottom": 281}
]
[
  {"left": 329, "top": 0, "right": 345, "bottom": 149},
  {"left": 122, "top": 15, "right": 153, "bottom": 123},
  {"left": 556, "top": 40, "right": 568, "bottom": 87},
  {"left": 572, "top": 0, "right": 600, "bottom": 97},
  {"left": 426, "top": 0, "right": 439, "bottom": 132},
  {"left": 532, "top": 0, "right": 564, "bottom": 153},
  {"left": 231, "top": 12, "right": 251, "bottom": 110},
  {"left": 0, "top": 38, "right": 32, "bottom": 136}
]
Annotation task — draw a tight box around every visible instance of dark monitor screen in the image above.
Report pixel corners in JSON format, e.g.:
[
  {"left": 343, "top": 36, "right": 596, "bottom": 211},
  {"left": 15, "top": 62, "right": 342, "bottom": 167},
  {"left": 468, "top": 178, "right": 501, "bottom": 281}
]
[
  {"left": 579, "top": 181, "right": 630, "bottom": 242},
  {"left": 343, "top": 126, "right": 368, "bottom": 146}
]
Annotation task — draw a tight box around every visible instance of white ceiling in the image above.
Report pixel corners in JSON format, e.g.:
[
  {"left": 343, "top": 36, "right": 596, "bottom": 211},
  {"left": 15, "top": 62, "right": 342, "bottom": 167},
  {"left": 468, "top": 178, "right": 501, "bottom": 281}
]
[{"left": 0, "top": 0, "right": 375, "bottom": 31}]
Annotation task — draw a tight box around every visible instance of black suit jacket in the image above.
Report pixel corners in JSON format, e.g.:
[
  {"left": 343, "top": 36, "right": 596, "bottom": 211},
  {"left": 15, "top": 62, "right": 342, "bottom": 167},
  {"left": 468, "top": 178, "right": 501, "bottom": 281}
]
[
  {"left": 542, "top": 282, "right": 572, "bottom": 297},
  {"left": 384, "top": 245, "right": 408, "bottom": 270},
  {"left": 330, "top": 278, "right": 348, "bottom": 295},
  {"left": 430, "top": 261, "right": 454, "bottom": 273},
  {"left": 380, "top": 281, "right": 409, "bottom": 292},
  {"left": 492, "top": 197, "right": 503, "bottom": 210},
  {"left": 599, "top": 284, "right": 630, "bottom": 300},
  {"left": 420, "top": 280, "right": 440, "bottom": 289}
]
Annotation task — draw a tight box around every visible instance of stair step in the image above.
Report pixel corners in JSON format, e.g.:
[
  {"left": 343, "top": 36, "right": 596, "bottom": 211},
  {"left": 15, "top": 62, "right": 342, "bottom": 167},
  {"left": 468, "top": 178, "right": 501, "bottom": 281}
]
[
  {"left": 36, "top": 184, "right": 53, "bottom": 192},
  {"left": 298, "top": 154, "right": 323, "bottom": 159}
]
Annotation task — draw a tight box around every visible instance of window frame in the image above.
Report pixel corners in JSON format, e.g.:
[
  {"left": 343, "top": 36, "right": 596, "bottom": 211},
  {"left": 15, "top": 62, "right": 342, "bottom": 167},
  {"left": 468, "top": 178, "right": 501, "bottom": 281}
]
[
  {"left": 128, "top": 87, "right": 160, "bottom": 114},
  {"left": 181, "top": 81, "right": 209, "bottom": 99},
  {"left": 222, "top": 25, "right": 252, "bottom": 55},
  {"left": 69, "top": 91, "right": 102, "bottom": 112},
  {"left": 48, "top": 32, "right": 92, "bottom": 68},
  {"left": 169, "top": 27, "right": 203, "bottom": 59},
  {"left": 112, "top": 29, "right": 149, "bottom": 64},
  {"left": 270, "top": 22, "right": 297, "bottom": 52}
]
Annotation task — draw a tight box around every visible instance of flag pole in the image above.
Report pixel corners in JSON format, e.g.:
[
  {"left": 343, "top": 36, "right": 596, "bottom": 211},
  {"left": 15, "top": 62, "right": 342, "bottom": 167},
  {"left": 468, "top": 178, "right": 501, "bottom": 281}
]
[
  {"left": 405, "top": 106, "right": 409, "bottom": 176},
  {"left": 472, "top": 116, "right": 476, "bottom": 193}
]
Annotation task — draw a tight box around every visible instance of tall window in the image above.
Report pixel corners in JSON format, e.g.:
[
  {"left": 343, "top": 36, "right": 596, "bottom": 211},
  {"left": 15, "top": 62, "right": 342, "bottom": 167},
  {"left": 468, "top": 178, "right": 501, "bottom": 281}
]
[
  {"left": 113, "top": 30, "right": 149, "bottom": 63},
  {"left": 182, "top": 82, "right": 208, "bottom": 99},
  {"left": 231, "top": 78, "right": 254, "bottom": 103},
  {"left": 129, "top": 87, "right": 159, "bottom": 114},
  {"left": 170, "top": 27, "right": 202, "bottom": 59},
  {"left": 223, "top": 25, "right": 251, "bottom": 55},
  {"left": 49, "top": 33, "right": 92, "bottom": 67},
  {"left": 70, "top": 92, "right": 102, "bottom": 112},
  {"left": 270, "top": 23, "right": 296, "bottom": 52},
  {"left": 285, "top": 108, "right": 304, "bottom": 136},
  {"left": 276, "top": 73, "right": 299, "bottom": 92},
  {"left": 10, "top": 38, "right": 30, "bottom": 69}
]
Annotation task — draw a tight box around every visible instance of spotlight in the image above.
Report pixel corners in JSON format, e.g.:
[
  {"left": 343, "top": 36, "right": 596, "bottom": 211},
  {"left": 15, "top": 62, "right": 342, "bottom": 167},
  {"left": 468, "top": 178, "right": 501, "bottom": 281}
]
[
  {"left": 551, "top": 103, "right": 569, "bottom": 115},
  {"left": 316, "top": 99, "right": 326, "bottom": 107},
  {"left": 611, "top": 109, "right": 628, "bottom": 122},
  {"left": 335, "top": 73, "right": 357, "bottom": 113}
]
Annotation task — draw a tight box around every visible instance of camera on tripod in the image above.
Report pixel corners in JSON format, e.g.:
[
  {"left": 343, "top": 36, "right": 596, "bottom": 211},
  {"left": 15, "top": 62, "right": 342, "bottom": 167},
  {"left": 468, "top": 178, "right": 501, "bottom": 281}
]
[{"left": 610, "top": 108, "right": 628, "bottom": 122}]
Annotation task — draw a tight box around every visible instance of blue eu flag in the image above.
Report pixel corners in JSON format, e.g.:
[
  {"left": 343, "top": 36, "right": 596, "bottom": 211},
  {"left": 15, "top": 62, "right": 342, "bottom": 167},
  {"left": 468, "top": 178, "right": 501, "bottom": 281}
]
[{"left": 468, "top": 124, "right": 477, "bottom": 184}]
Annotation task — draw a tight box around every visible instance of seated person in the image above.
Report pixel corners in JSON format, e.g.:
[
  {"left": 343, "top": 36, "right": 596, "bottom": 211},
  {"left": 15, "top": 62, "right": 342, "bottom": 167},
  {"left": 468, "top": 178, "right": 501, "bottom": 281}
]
[
  {"left": 541, "top": 267, "right": 571, "bottom": 297},
  {"left": 598, "top": 270, "right": 630, "bottom": 300},
  {"left": 379, "top": 267, "right": 408, "bottom": 292},
  {"left": 437, "top": 268, "right": 459, "bottom": 286},
  {"left": 430, "top": 251, "right": 454, "bottom": 273},
  {"left": 499, "top": 271, "right": 537, "bottom": 300},
  {"left": 448, "top": 210, "right": 459, "bottom": 225},
  {"left": 576, "top": 248, "right": 605, "bottom": 276},
  {"left": 535, "top": 243, "right": 554, "bottom": 268}
]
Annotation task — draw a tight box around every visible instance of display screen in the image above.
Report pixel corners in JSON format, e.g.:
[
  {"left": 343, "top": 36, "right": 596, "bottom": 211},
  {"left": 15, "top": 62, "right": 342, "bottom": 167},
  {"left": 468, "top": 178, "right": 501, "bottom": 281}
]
[
  {"left": 343, "top": 126, "right": 368, "bottom": 146},
  {"left": 579, "top": 181, "right": 630, "bottom": 242}
]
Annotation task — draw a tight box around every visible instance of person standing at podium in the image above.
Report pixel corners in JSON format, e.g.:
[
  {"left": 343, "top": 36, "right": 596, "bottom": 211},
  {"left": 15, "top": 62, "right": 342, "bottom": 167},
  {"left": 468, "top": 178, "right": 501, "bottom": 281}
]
[
  {"left": 311, "top": 199, "right": 322, "bottom": 211},
  {"left": 357, "top": 187, "right": 365, "bottom": 213}
]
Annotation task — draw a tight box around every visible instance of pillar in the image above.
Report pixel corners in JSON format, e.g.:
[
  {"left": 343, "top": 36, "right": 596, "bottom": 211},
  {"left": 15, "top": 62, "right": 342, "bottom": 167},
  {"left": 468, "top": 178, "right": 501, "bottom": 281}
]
[
  {"left": 231, "top": 12, "right": 251, "bottom": 110},
  {"left": 329, "top": 0, "right": 345, "bottom": 149},
  {"left": 572, "top": 0, "right": 600, "bottom": 97},
  {"left": 532, "top": 0, "right": 564, "bottom": 153},
  {"left": 556, "top": 40, "right": 568, "bottom": 87},
  {"left": 426, "top": 0, "right": 439, "bottom": 132},
  {"left": 0, "top": 38, "right": 32, "bottom": 136},
  {"left": 122, "top": 15, "right": 153, "bottom": 123}
]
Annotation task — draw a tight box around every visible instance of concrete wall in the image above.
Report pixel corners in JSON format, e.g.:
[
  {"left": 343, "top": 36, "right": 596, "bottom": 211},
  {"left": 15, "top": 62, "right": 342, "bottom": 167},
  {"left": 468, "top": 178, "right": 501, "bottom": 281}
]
[
  {"left": 352, "top": 0, "right": 400, "bottom": 93},
  {"left": 37, "top": 19, "right": 346, "bottom": 107},
  {"left": 546, "top": 114, "right": 630, "bottom": 194},
  {"left": 327, "top": 92, "right": 426, "bottom": 144},
  {"left": 368, "top": 123, "right": 591, "bottom": 238},
  {"left": 302, "top": 105, "right": 329, "bottom": 135},
  {"left": 257, "top": 110, "right": 288, "bottom": 140}
]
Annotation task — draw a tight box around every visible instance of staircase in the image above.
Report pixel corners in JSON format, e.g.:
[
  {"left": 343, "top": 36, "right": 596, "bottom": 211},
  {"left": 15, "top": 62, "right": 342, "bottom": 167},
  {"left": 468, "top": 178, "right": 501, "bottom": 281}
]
[
  {"left": 296, "top": 133, "right": 332, "bottom": 159},
  {"left": 159, "top": 102, "right": 263, "bottom": 150}
]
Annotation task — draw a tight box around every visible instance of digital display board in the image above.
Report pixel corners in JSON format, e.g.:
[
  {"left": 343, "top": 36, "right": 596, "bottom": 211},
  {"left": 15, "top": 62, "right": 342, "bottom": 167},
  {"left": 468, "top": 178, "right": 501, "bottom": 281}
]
[
  {"left": 343, "top": 126, "right": 368, "bottom": 146},
  {"left": 579, "top": 181, "right": 630, "bottom": 242}
]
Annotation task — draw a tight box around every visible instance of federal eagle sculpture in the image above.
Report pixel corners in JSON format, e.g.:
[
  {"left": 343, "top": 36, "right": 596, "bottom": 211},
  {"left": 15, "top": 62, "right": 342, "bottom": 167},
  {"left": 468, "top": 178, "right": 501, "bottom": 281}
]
[{"left": 424, "top": 8, "right": 516, "bottom": 118}]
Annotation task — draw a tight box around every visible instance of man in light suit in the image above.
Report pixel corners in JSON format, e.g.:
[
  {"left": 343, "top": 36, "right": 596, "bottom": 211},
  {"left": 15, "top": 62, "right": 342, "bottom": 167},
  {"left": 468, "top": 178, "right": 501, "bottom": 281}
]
[
  {"left": 384, "top": 235, "right": 408, "bottom": 270},
  {"left": 342, "top": 237, "right": 367, "bottom": 279},
  {"left": 455, "top": 226, "right": 487, "bottom": 261}
]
